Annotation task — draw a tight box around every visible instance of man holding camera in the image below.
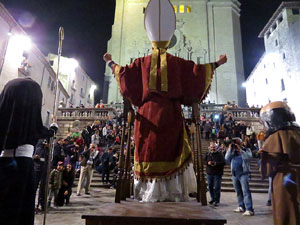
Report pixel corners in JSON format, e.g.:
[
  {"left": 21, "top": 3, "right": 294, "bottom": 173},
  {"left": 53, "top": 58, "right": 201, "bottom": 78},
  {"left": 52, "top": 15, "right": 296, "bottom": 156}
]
[
  {"left": 76, "top": 144, "right": 99, "bottom": 196},
  {"left": 204, "top": 142, "right": 226, "bottom": 207},
  {"left": 225, "top": 137, "right": 254, "bottom": 216}
]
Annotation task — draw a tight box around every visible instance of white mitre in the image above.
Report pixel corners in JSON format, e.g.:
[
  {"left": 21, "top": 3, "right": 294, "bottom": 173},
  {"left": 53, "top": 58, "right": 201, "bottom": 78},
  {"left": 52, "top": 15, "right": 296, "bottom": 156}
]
[
  {"left": 144, "top": 0, "right": 176, "bottom": 92},
  {"left": 144, "top": 0, "right": 176, "bottom": 42}
]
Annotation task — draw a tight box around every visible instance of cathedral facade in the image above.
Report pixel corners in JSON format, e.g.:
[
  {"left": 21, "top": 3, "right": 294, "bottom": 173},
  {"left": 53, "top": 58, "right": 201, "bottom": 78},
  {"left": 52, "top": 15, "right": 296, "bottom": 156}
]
[{"left": 104, "top": 0, "right": 245, "bottom": 105}]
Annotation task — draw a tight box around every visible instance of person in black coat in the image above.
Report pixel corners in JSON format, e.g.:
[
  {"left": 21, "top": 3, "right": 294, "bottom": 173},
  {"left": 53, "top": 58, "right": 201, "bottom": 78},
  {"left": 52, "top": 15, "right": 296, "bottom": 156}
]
[
  {"left": 98, "top": 147, "right": 114, "bottom": 183},
  {"left": 204, "top": 142, "right": 226, "bottom": 207},
  {"left": 57, "top": 164, "right": 75, "bottom": 206},
  {"left": 33, "top": 139, "right": 50, "bottom": 211},
  {"left": 0, "top": 78, "right": 56, "bottom": 225},
  {"left": 52, "top": 138, "right": 65, "bottom": 169}
]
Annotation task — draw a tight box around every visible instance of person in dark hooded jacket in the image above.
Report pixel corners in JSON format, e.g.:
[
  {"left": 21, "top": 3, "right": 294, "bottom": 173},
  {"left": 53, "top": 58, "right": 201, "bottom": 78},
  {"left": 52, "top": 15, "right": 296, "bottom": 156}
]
[{"left": 0, "top": 78, "right": 56, "bottom": 225}]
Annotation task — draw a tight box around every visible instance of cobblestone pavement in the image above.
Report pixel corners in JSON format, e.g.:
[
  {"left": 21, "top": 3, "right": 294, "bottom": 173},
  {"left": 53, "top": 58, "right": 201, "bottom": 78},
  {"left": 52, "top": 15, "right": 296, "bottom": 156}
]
[{"left": 35, "top": 188, "right": 273, "bottom": 225}]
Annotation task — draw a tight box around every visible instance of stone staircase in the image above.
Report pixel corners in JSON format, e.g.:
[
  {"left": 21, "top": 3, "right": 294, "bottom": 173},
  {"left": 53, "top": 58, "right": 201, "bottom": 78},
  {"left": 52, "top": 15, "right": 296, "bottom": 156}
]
[
  {"left": 74, "top": 170, "right": 113, "bottom": 189},
  {"left": 200, "top": 139, "right": 269, "bottom": 193}
]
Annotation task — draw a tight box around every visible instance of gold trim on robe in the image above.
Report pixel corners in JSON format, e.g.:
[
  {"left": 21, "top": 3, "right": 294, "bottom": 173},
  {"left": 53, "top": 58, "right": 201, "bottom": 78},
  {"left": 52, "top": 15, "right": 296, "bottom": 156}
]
[
  {"left": 201, "top": 63, "right": 215, "bottom": 101},
  {"left": 113, "top": 64, "right": 122, "bottom": 90},
  {"left": 134, "top": 123, "right": 192, "bottom": 179}
]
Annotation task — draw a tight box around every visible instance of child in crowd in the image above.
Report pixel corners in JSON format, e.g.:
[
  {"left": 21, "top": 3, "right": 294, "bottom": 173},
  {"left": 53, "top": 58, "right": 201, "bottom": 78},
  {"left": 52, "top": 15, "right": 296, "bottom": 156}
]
[{"left": 48, "top": 161, "right": 64, "bottom": 207}]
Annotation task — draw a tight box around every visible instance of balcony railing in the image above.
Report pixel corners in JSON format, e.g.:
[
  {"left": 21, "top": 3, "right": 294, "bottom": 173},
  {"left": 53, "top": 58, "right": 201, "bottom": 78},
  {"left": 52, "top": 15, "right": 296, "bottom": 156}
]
[{"left": 57, "top": 107, "right": 117, "bottom": 120}]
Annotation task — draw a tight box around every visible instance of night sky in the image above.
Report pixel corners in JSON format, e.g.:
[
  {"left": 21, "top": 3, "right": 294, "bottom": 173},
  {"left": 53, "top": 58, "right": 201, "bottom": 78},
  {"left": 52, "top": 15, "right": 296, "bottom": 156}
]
[{"left": 1, "top": 0, "right": 298, "bottom": 102}]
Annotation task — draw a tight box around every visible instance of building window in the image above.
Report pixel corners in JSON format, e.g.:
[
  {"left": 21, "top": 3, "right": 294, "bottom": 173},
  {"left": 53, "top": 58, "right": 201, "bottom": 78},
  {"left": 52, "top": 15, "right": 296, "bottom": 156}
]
[
  {"left": 88, "top": 94, "right": 90, "bottom": 99},
  {"left": 292, "top": 9, "right": 300, "bottom": 15},
  {"left": 187, "top": 6, "right": 191, "bottom": 13},
  {"left": 282, "top": 52, "right": 286, "bottom": 60},
  {"left": 49, "top": 60, "right": 54, "bottom": 66},
  {"left": 197, "top": 57, "right": 201, "bottom": 64},
  {"left": 82, "top": 75, "right": 85, "bottom": 81},
  {"left": 130, "top": 58, "right": 134, "bottom": 63},
  {"left": 48, "top": 77, "right": 51, "bottom": 87},
  {"left": 70, "top": 93, "right": 73, "bottom": 103},
  {"left": 272, "top": 23, "right": 277, "bottom": 31},
  {"left": 72, "top": 80, "right": 75, "bottom": 89},
  {"left": 173, "top": 5, "right": 177, "bottom": 14},
  {"left": 266, "top": 31, "right": 271, "bottom": 38},
  {"left": 179, "top": 5, "right": 184, "bottom": 13},
  {"left": 264, "top": 64, "right": 266, "bottom": 68},
  {"left": 80, "top": 88, "right": 83, "bottom": 94},
  {"left": 79, "top": 100, "right": 82, "bottom": 105},
  {"left": 62, "top": 97, "right": 64, "bottom": 102},
  {"left": 50, "top": 81, "right": 54, "bottom": 92},
  {"left": 281, "top": 79, "right": 285, "bottom": 92},
  {"left": 278, "top": 14, "right": 283, "bottom": 23},
  {"left": 283, "top": 98, "right": 287, "bottom": 102},
  {"left": 275, "top": 39, "right": 278, "bottom": 46},
  {"left": 265, "top": 78, "right": 268, "bottom": 85}
]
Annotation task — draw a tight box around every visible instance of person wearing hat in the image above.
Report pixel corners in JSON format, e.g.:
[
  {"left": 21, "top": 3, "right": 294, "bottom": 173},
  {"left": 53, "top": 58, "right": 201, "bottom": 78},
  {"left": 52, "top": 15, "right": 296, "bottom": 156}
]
[
  {"left": 225, "top": 137, "right": 254, "bottom": 216},
  {"left": 260, "top": 101, "right": 300, "bottom": 225},
  {"left": 103, "top": 0, "right": 227, "bottom": 202}
]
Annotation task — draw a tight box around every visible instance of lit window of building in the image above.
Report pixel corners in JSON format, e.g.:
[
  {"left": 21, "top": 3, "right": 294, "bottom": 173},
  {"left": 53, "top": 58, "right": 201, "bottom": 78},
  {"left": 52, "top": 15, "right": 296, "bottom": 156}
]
[
  {"left": 187, "top": 6, "right": 191, "bottom": 13},
  {"left": 179, "top": 5, "right": 184, "bottom": 13},
  {"left": 173, "top": 5, "right": 177, "bottom": 14}
]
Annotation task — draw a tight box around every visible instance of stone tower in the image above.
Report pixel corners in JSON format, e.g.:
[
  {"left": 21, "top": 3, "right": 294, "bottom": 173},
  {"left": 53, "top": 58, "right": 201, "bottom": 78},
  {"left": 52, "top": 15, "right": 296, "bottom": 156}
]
[{"left": 104, "top": 0, "right": 245, "bottom": 106}]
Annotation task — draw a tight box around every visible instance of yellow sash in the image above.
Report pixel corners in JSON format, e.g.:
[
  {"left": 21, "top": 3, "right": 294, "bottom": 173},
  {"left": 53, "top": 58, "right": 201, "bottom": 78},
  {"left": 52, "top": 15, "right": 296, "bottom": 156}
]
[{"left": 149, "top": 41, "right": 170, "bottom": 92}]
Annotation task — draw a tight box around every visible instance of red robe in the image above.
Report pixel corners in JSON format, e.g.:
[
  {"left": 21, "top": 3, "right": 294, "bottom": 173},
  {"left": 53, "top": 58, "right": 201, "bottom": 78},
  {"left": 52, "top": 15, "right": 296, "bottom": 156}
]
[{"left": 113, "top": 53, "right": 215, "bottom": 179}]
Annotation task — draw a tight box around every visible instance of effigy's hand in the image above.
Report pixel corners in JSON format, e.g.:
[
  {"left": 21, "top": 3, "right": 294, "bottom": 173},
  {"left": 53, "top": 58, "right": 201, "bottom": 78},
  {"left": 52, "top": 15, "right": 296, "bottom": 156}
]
[
  {"left": 217, "top": 54, "right": 227, "bottom": 66},
  {"left": 103, "top": 53, "right": 112, "bottom": 63}
]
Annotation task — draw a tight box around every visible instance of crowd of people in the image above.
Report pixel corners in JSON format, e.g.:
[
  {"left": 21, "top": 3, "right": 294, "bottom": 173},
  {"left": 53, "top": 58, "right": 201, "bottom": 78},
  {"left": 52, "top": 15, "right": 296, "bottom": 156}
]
[
  {"left": 200, "top": 112, "right": 268, "bottom": 216},
  {"left": 33, "top": 116, "right": 127, "bottom": 211},
  {"left": 33, "top": 108, "right": 267, "bottom": 215}
]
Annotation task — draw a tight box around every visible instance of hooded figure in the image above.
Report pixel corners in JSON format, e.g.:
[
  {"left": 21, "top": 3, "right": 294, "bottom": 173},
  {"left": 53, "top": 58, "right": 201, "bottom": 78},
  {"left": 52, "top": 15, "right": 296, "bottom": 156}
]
[
  {"left": 0, "top": 78, "right": 53, "bottom": 225},
  {"left": 103, "top": 0, "right": 227, "bottom": 202},
  {"left": 260, "top": 101, "right": 300, "bottom": 225}
]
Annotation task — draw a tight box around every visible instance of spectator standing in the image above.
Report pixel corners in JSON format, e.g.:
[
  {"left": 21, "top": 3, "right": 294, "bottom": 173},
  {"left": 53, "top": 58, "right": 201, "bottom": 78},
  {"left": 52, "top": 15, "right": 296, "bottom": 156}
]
[
  {"left": 204, "top": 142, "right": 226, "bottom": 207},
  {"left": 99, "top": 147, "right": 114, "bottom": 184},
  {"left": 225, "top": 138, "right": 254, "bottom": 216},
  {"left": 204, "top": 120, "right": 212, "bottom": 140},
  {"left": 48, "top": 161, "right": 64, "bottom": 207},
  {"left": 91, "top": 130, "right": 101, "bottom": 146},
  {"left": 52, "top": 138, "right": 65, "bottom": 169},
  {"left": 76, "top": 144, "right": 99, "bottom": 196},
  {"left": 33, "top": 139, "right": 49, "bottom": 211}
]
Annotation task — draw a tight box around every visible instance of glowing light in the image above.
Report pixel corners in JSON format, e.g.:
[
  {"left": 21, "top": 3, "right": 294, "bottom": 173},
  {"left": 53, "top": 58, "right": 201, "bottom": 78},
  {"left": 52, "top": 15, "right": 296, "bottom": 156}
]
[
  {"left": 66, "top": 58, "right": 78, "bottom": 72},
  {"left": 10, "top": 35, "right": 32, "bottom": 51},
  {"left": 90, "top": 85, "right": 97, "bottom": 95},
  {"left": 242, "top": 82, "right": 247, "bottom": 88},
  {"left": 214, "top": 114, "right": 220, "bottom": 120},
  {"left": 6, "top": 35, "right": 32, "bottom": 66}
]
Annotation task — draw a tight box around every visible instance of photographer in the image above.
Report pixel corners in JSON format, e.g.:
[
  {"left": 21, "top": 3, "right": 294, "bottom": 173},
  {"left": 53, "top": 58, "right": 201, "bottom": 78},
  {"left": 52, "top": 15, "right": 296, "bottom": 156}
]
[
  {"left": 204, "top": 142, "right": 226, "bottom": 207},
  {"left": 225, "top": 137, "right": 254, "bottom": 216},
  {"left": 76, "top": 144, "right": 99, "bottom": 196}
]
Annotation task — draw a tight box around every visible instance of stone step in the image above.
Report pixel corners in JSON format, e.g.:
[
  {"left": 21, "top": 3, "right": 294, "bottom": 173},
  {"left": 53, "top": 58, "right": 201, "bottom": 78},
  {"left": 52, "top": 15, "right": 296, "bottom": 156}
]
[
  {"left": 221, "top": 187, "right": 268, "bottom": 193},
  {"left": 221, "top": 181, "right": 269, "bottom": 188}
]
